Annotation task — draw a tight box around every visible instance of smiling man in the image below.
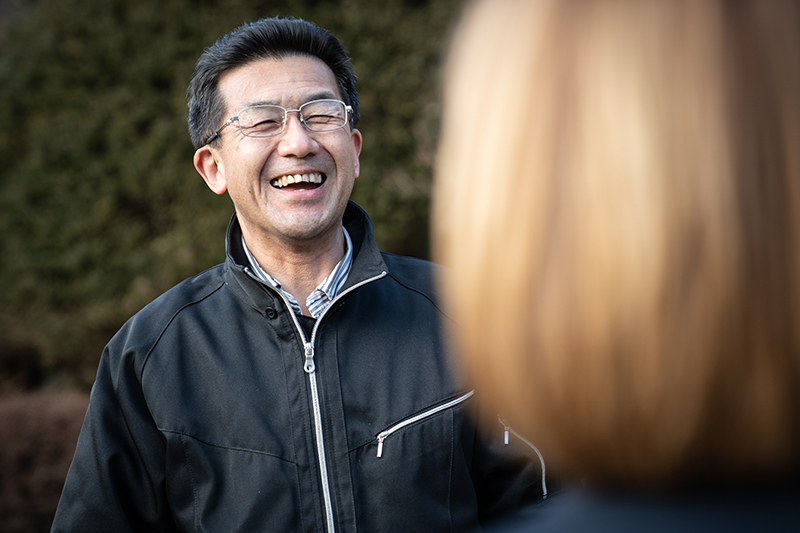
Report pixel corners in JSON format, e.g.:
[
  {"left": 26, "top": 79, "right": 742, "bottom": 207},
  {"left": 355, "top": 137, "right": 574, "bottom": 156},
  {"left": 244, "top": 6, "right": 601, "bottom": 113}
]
[
  {"left": 194, "top": 54, "right": 361, "bottom": 317},
  {"left": 51, "top": 17, "right": 548, "bottom": 533}
]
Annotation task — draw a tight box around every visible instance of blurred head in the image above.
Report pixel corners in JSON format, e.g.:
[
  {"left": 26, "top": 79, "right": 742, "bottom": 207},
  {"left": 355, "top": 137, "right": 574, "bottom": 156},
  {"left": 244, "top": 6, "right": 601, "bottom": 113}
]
[
  {"left": 187, "top": 17, "right": 359, "bottom": 149},
  {"left": 434, "top": 0, "right": 800, "bottom": 489}
]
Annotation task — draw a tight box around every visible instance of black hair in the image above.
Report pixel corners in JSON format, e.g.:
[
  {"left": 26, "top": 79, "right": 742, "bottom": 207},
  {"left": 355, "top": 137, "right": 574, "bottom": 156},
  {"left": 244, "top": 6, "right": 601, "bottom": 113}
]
[{"left": 187, "top": 17, "right": 359, "bottom": 149}]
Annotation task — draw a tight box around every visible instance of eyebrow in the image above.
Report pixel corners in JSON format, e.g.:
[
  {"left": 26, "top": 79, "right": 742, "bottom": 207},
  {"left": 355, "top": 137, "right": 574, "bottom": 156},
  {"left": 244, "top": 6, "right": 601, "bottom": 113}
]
[{"left": 242, "top": 90, "right": 340, "bottom": 110}]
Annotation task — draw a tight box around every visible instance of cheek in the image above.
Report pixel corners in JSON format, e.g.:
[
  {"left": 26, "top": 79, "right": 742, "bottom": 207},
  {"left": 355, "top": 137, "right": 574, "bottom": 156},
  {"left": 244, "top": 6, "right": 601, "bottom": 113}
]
[
  {"left": 334, "top": 145, "right": 359, "bottom": 175},
  {"left": 232, "top": 150, "right": 270, "bottom": 182}
]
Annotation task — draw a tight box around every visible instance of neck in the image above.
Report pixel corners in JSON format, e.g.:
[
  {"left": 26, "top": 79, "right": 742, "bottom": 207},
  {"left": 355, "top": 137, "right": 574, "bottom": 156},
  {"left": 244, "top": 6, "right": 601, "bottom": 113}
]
[{"left": 242, "top": 224, "right": 346, "bottom": 316}]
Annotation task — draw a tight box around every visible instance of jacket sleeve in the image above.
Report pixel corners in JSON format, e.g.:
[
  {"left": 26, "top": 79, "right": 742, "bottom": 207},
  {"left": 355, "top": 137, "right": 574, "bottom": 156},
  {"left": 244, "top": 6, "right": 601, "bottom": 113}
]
[
  {"left": 470, "top": 397, "right": 559, "bottom": 526},
  {"left": 51, "top": 342, "right": 177, "bottom": 533}
]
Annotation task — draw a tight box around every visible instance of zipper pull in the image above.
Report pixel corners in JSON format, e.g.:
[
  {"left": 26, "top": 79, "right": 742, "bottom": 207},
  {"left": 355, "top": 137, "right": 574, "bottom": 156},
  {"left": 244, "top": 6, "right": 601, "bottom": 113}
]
[
  {"left": 304, "top": 343, "right": 315, "bottom": 374},
  {"left": 376, "top": 433, "right": 387, "bottom": 458},
  {"left": 499, "top": 416, "right": 510, "bottom": 445}
]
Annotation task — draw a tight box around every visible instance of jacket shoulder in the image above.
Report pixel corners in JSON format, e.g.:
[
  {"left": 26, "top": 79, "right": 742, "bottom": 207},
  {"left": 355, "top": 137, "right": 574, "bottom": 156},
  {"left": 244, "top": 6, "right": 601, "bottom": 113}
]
[
  {"left": 106, "top": 264, "right": 227, "bottom": 361},
  {"left": 381, "top": 253, "right": 448, "bottom": 305}
]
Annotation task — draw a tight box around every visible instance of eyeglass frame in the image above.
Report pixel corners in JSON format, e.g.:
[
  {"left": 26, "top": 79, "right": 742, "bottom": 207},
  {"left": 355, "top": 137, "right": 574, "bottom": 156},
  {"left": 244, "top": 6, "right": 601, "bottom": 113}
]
[{"left": 204, "top": 98, "right": 354, "bottom": 146}]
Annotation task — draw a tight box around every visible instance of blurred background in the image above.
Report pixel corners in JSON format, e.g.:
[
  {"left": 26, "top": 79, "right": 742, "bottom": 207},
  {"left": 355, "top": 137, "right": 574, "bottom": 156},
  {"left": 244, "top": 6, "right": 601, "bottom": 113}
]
[{"left": 0, "top": 0, "right": 464, "bottom": 529}]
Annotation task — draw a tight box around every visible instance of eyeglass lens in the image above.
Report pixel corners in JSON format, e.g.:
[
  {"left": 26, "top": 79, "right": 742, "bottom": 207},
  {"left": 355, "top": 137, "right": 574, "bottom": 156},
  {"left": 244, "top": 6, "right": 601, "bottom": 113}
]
[{"left": 238, "top": 100, "right": 347, "bottom": 137}]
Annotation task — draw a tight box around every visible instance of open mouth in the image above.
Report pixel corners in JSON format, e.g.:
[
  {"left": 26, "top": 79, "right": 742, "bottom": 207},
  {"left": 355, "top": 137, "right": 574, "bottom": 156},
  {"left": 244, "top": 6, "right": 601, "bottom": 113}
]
[{"left": 270, "top": 172, "right": 325, "bottom": 190}]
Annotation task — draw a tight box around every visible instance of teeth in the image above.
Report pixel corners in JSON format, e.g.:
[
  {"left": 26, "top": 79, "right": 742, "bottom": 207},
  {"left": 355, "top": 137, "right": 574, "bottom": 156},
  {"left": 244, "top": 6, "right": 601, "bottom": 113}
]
[{"left": 272, "top": 173, "right": 323, "bottom": 188}]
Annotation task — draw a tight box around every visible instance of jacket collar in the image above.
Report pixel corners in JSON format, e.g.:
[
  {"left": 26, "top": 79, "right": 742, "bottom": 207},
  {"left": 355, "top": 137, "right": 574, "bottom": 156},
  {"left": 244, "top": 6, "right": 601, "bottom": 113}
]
[{"left": 223, "top": 201, "right": 387, "bottom": 311}]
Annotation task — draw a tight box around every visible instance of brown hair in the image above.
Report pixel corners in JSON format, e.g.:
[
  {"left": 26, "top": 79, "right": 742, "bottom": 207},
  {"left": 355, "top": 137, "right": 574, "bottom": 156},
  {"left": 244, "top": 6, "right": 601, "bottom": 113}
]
[{"left": 433, "top": 0, "right": 800, "bottom": 488}]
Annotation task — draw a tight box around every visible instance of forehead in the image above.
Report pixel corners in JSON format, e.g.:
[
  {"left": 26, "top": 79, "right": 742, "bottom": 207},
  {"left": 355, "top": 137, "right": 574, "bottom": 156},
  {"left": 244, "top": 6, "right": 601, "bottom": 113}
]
[{"left": 218, "top": 55, "right": 340, "bottom": 112}]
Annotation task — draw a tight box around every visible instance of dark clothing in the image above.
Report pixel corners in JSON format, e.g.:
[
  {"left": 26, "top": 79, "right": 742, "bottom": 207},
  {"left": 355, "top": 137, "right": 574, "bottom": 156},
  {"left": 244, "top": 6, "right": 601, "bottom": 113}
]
[
  {"left": 489, "top": 485, "right": 800, "bottom": 532},
  {"left": 51, "top": 202, "right": 545, "bottom": 533}
]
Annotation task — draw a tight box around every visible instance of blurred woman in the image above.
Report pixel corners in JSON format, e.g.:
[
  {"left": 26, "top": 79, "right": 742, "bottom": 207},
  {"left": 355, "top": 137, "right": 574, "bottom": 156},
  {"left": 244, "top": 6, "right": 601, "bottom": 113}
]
[{"left": 433, "top": 0, "right": 800, "bottom": 530}]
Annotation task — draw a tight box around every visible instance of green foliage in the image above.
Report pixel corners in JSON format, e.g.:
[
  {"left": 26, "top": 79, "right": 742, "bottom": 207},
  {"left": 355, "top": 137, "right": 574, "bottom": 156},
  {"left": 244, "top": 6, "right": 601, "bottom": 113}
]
[{"left": 0, "top": 0, "right": 465, "bottom": 388}]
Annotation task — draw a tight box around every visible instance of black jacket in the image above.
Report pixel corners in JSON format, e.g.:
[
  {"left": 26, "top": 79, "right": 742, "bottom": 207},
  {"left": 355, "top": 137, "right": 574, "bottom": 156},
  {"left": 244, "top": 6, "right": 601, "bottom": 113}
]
[{"left": 51, "top": 202, "right": 546, "bottom": 532}]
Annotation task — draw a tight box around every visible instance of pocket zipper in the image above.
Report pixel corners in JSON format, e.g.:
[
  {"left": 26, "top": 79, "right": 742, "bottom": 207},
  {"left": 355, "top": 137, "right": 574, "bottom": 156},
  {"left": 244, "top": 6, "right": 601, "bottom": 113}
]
[{"left": 376, "top": 390, "right": 475, "bottom": 458}]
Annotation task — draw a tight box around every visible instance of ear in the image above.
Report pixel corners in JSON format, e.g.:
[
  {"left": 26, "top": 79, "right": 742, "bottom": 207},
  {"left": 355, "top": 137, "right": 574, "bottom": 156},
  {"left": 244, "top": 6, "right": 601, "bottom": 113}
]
[
  {"left": 351, "top": 129, "right": 363, "bottom": 179},
  {"left": 194, "top": 146, "right": 228, "bottom": 195}
]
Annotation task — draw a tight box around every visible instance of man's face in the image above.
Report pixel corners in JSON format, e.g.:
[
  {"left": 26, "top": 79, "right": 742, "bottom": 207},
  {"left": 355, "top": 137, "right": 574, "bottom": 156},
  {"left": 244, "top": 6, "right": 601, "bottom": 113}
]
[{"left": 194, "top": 55, "right": 362, "bottom": 248}]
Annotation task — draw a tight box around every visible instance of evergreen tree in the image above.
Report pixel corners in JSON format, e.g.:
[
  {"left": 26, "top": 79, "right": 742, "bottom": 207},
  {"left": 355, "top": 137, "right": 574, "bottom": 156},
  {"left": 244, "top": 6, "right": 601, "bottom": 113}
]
[{"left": 0, "top": 0, "right": 464, "bottom": 388}]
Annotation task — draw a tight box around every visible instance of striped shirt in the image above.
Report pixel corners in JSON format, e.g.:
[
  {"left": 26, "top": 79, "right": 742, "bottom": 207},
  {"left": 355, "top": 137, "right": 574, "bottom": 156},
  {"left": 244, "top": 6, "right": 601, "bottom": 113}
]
[{"left": 242, "top": 229, "right": 353, "bottom": 319}]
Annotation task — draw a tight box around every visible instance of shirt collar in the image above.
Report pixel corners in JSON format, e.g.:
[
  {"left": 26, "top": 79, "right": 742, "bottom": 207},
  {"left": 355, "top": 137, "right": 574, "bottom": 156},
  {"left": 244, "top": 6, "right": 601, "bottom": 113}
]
[{"left": 242, "top": 228, "right": 353, "bottom": 319}]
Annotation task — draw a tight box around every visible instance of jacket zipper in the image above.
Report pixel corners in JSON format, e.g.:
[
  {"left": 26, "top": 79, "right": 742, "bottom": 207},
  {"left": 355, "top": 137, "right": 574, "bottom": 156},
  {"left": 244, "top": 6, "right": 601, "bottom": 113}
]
[
  {"left": 303, "top": 272, "right": 386, "bottom": 533},
  {"left": 375, "top": 390, "right": 475, "bottom": 458},
  {"left": 499, "top": 417, "right": 548, "bottom": 499},
  {"left": 246, "top": 266, "right": 387, "bottom": 533},
  {"left": 304, "top": 345, "right": 334, "bottom": 533}
]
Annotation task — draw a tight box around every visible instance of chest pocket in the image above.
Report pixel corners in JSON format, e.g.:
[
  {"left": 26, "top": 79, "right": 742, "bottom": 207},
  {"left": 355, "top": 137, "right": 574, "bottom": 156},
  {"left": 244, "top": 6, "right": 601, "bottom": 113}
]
[
  {"left": 347, "top": 391, "right": 478, "bottom": 532},
  {"left": 375, "top": 390, "right": 474, "bottom": 458}
]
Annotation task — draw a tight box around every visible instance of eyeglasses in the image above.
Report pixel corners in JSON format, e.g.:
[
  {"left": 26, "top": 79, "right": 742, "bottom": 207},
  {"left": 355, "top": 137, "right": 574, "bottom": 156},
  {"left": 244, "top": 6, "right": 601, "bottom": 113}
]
[{"left": 205, "top": 99, "right": 353, "bottom": 145}]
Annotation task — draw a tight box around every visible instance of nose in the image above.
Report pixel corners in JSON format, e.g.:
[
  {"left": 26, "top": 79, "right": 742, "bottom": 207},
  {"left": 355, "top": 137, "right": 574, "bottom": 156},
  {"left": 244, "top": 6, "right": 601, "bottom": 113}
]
[{"left": 276, "top": 111, "right": 319, "bottom": 158}]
